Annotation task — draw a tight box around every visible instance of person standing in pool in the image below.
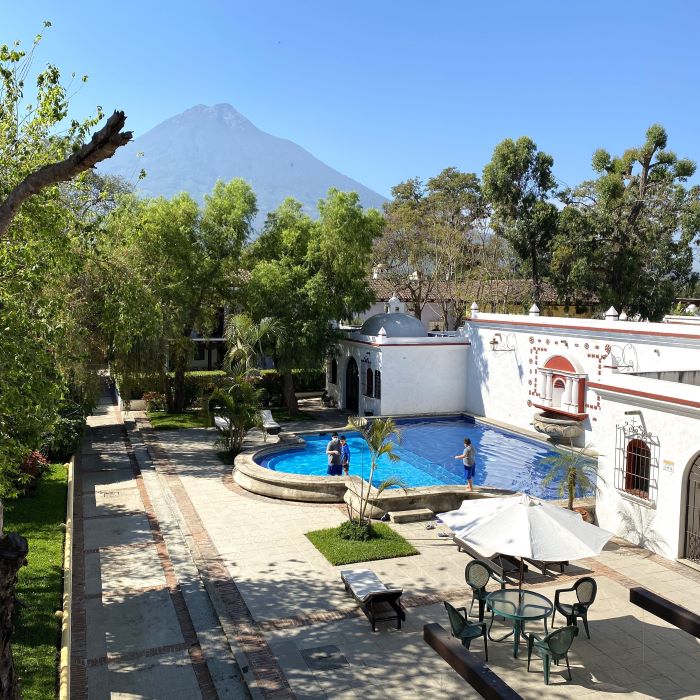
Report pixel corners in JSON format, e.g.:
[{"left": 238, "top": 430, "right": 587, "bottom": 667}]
[
  {"left": 326, "top": 432, "right": 342, "bottom": 476},
  {"left": 455, "top": 438, "right": 477, "bottom": 491},
  {"left": 339, "top": 435, "right": 351, "bottom": 475}
]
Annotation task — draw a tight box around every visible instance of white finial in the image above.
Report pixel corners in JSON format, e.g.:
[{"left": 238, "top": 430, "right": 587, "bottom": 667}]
[
  {"left": 529, "top": 304, "right": 540, "bottom": 317},
  {"left": 619, "top": 310, "right": 628, "bottom": 321},
  {"left": 605, "top": 306, "right": 619, "bottom": 321},
  {"left": 470, "top": 302, "right": 479, "bottom": 319},
  {"left": 378, "top": 326, "right": 387, "bottom": 337}
]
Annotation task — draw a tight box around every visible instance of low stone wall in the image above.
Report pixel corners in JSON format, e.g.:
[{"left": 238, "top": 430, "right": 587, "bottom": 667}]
[{"left": 234, "top": 438, "right": 516, "bottom": 514}]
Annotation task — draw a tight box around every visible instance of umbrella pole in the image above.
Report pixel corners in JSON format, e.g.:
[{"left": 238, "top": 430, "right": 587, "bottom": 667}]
[{"left": 519, "top": 558, "right": 523, "bottom": 590}]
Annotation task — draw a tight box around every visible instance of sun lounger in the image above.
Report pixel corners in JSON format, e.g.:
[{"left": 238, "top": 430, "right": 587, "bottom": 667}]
[
  {"left": 523, "top": 558, "right": 568, "bottom": 575},
  {"left": 453, "top": 536, "right": 525, "bottom": 580},
  {"left": 259, "top": 409, "right": 281, "bottom": 435},
  {"left": 214, "top": 411, "right": 281, "bottom": 436},
  {"left": 341, "top": 569, "right": 406, "bottom": 631}
]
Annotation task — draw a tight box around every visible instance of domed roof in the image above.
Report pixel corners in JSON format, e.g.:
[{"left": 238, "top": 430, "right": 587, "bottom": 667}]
[{"left": 359, "top": 312, "right": 428, "bottom": 338}]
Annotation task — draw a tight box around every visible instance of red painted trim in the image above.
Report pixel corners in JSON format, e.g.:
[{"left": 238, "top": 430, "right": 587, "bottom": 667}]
[
  {"left": 544, "top": 355, "right": 577, "bottom": 373},
  {"left": 532, "top": 403, "right": 587, "bottom": 420},
  {"left": 469, "top": 317, "right": 700, "bottom": 340},
  {"left": 588, "top": 381, "right": 700, "bottom": 409},
  {"left": 343, "top": 338, "right": 471, "bottom": 348}
]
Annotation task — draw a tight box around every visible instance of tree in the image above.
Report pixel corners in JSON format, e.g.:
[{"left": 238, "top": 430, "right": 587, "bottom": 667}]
[
  {"left": 244, "top": 191, "right": 383, "bottom": 414},
  {"left": 104, "top": 180, "right": 257, "bottom": 412},
  {"left": 375, "top": 169, "right": 488, "bottom": 325},
  {"left": 553, "top": 125, "right": 700, "bottom": 320},
  {"left": 224, "top": 314, "right": 281, "bottom": 371},
  {"left": 541, "top": 443, "right": 597, "bottom": 510},
  {"left": 483, "top": 137, "right": 558, "bottom": 307},
  {"left": 0, "top": 26, "right": 130, "bottom": 699},
  {"left": 346, "top": 417, "right": 404, "bottom": 528}
]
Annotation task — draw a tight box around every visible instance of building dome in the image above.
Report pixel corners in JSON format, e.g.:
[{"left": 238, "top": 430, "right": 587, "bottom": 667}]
[{"left": 359, "top": 312, "right": 428, "bottom": 338}]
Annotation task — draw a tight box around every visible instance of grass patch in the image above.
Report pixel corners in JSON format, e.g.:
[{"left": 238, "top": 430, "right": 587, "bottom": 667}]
[
  {"left": 270, "top": 408, "right": 315, "bottom": 423},
  {"left": 306, "top": 522, "right": 418, "bottom": 565},
  {"left": 5, "top": 463, "right": 68, "bottom": 700},
  {"left": 147, "top": 411, "right": 207, "bottom": 430}
]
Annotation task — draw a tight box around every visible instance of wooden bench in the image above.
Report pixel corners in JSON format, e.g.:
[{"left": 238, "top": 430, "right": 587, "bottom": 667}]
[
  {"left": 423, "top": 623, "right": 523, "bottom": 699},
  {"left": 630, "top": 586, "right": 700, "bottom": 638},
  {"left": 341, "top": 569, "right": 406, "bottom": 631}
]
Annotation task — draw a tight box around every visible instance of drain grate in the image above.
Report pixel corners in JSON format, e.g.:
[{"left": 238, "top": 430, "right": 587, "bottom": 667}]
[{"left": 300, "top": 645, "right": 349, "bottom": 671}]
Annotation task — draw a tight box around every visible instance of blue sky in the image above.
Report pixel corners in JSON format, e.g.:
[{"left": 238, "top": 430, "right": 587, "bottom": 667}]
[{"left": 5, "top": 1, "right": 700, "bottom": 197}]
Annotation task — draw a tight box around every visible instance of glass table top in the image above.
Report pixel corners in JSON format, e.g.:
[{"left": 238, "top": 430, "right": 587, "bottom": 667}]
[{"left": 486, "top": 589, "right": 553, "bottom": 621}]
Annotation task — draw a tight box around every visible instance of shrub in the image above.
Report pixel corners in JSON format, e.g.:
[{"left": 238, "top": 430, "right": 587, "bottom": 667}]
[
  {"left": 20, "top": 451, "right": 49, "bottom": 493},
  {"left": 257, "top": 369, "right": 326, "bottom": 405},
  {"left": 42, "top": 398, "right": 86, "bottom": 461},
  {"left": 337, "top": 519, "right": 376, "bottom": 541},
  {"left": 142, "top": 391, "right": 166, "bottom": 412}
]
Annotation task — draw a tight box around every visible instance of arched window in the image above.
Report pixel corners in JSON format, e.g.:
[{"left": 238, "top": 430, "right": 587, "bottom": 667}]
[
  {"left": 365, "top": 368, "right": 374, "bottom": 397},
  {"left": 552, "top": 378, "right": 566, "bottom": 407},
  {"left": 330, "top": 358, "right": 338, "bottom": 384},
  {"left": 374, "top": 370, "right": 381, "bottom": 399},
  {"left": 625, "top": 439, "right": 651, "bottom": 498}
]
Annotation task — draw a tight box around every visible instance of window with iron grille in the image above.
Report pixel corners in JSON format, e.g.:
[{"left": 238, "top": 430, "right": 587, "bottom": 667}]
[
  {"left": 615, "top": 422, "right": 659, "bottom": 503},
  {"left": 374, "top": 370, "right": 381, "bottom": 399}
]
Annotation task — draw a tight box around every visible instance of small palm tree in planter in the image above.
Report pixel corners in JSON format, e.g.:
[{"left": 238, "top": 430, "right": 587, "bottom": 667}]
[
  {"left": 342, "top": 416, "right": 406, "bottom": 539},
  {"left": 541, "top": 442, "right": 598, "bottom": 513}
]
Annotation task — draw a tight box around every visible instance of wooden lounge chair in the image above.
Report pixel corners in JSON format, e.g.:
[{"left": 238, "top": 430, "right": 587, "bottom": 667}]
[
  {"left": 341, "top": 569, "right": 406, "bottom": 631},
  {"left": 453, "top": 536, "right": 525, "bottom": 581},
  {"left": 523, "top": 558, "right": 569, "bottom": 575}
]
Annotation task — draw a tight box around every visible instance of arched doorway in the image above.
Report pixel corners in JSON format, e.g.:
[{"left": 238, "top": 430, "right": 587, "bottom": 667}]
[
  {"left": 345, "top": 357, "right": 359, "bottom": 414},
  {"left": 684, "top": 454, "right": 700, "bottom": 562}
]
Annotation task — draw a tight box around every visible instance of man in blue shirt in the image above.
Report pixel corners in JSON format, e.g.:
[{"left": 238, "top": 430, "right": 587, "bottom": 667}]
[{"left": 339, "top": 435, "right": 351, "bottom": 475}]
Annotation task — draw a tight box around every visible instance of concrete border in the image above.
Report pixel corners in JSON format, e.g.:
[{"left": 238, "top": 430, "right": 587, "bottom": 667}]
[{"left": 59, "top": 456, "right": 75, "bottom": 700}]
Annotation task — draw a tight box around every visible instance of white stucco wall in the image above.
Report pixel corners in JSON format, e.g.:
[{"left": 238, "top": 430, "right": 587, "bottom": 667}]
[{"left": 593, "top": 375, "right": 700, "bottom": 559}]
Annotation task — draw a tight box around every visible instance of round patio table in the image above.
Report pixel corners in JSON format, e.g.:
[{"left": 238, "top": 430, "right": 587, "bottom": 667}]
[{"left": 485, "top": 589, "right": 553, "bottom": 658}]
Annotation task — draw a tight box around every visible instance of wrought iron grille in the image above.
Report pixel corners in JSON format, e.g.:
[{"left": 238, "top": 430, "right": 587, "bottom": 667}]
[
  {"left": 684, "top": 456, "right": 700, "bottom": 562},
  {"left": 614, "top": 421, "right": 659, "bottom": 503}
]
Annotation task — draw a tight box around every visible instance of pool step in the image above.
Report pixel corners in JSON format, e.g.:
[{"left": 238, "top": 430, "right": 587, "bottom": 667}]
[{"left": 388, "top": 508, "right": 434, "bottom": 524}]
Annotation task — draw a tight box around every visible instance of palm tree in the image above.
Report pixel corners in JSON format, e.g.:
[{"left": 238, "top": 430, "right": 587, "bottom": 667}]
[
  {"left": 541, "top": 442, "right": 597, "bottom": 510},
  {"left": 224, "top": 313, "right": 281, "bottom": 371},
  {"left": 348, "top": 416, "right": 405, "bottom": 525}
]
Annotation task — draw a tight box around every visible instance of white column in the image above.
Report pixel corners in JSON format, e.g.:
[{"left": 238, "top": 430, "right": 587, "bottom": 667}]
[
  {"left": 545, "top": 372, "right": 554, "bottom": 401},
  {"left": 570, "top": 378, "right": 580, "bottom": 411},
  {"left": 563, "top": 377, "right": 573, "bottom": 408}
]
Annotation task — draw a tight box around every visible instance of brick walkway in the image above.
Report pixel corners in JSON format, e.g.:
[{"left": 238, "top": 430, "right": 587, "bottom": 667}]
[{"left": 70, "top": 388, "right": 247, "bottom": 699}]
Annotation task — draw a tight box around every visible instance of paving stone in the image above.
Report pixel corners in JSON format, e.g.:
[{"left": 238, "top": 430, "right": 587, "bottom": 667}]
[
  {"left": 107, "top": 649, "right": 202, "bottom": 699},
  {"left": 83, "top": 512, "right": 153, "bottom": 550},
  {"left": 102, "top": 589, "right": 184, "bottom": 655},
  {"left": 98, "top": 544, "right": 167, "bottom": 593}
]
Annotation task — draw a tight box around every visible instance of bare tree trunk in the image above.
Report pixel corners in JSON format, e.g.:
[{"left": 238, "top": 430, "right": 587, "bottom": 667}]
[
  {"left": 282, "top": 370, "right": 298, "bottom": 415},
  {"left": 0, "top": 111, "right": 132, "bottom": 238},
  {"left": 0, "top": 533, "right": 29, "bottom": 700}
]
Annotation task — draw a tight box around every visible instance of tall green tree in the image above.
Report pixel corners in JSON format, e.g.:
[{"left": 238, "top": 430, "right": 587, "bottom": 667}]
[
  {"left": 483, "top": 137, "right": 558, "bottom": 307},
  {"left": 553, "top": 125, "right": 700, "bottom": 320},
  {"left": 103, "top": 180, "right": 257, "bottom": 412},
  {"left": 245, "top": 191, "right": 383, "bottom": 413}
]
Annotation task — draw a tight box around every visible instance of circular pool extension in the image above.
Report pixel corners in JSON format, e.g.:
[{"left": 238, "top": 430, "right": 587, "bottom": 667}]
[{"left": 255, "top": 416, "right": 595, "bottom": 500}]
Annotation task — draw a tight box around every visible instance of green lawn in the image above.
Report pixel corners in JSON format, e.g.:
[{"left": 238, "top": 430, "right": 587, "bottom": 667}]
[
  {"left": 147, "top": 410, "right": 208, "bottom": 430},
  {"left": 5, "top": 463, "right": 68, "bottom": 700},
  {"left": 306, "top": 522, "right": 418, "bottom": 565},
  {"left": 270, "top": 407, "right": 315, "bottom": 422}
]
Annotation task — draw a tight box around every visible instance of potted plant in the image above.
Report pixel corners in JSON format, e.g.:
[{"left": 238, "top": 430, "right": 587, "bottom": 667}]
[{"left": 541, "top": 442, "right": 598, "bottom": 519}]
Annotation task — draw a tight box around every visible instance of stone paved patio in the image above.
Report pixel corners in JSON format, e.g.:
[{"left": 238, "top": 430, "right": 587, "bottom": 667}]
[
  {"left": 141, "top": 424, "right": 700, "bottom": 699},
  {"left": 73, "top": 393, "right": 700, "bottom": 699}
]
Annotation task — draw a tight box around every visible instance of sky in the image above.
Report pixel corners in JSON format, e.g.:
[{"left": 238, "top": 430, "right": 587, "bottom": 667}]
[{"left": 4, "top": 1, "right": 700, "bottom": 197}]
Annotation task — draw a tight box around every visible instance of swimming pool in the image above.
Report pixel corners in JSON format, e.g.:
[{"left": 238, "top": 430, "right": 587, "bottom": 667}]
[{"left": 255, "top": 417, "right": 595, "bottom": 500}]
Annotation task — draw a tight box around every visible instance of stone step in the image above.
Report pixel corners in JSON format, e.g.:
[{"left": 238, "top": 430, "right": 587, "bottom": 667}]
[{"left": 388, "top": 508, "right": 434, "bottom": 524}]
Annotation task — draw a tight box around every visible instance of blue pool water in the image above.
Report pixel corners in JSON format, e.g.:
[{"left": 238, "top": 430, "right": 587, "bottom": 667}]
[{"left": 256, "top": 417, "right": 595, "bottom": 500}]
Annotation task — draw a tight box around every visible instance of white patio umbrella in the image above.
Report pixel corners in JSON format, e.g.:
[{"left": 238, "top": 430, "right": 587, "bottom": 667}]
[{"left": 439, "top": 494, "right": 613, "bottom": 586}]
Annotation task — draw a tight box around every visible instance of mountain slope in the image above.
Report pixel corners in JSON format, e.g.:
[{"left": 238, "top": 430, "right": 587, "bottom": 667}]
[{"left": 100, "top": 104, "right": 386, "bottom": 225}]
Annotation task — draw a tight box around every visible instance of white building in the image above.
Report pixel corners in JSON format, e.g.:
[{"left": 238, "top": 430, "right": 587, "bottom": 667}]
[{"left": 328, "top": 303, "right": 700, "bottom": 564}]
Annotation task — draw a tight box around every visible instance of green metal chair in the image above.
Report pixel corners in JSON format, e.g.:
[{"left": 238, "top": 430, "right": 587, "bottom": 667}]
[
  {"left": 444, "top": 601, "right": 489, "bottom": 661},
  {"left": 552, "top": 576, "right": 597, "bottom": 639},
  {"left": 527, "top": 625, "right": 578, "bottom": 685},
  {"left": 465, "top": 559, "right": 506, "bottom": 622}
]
